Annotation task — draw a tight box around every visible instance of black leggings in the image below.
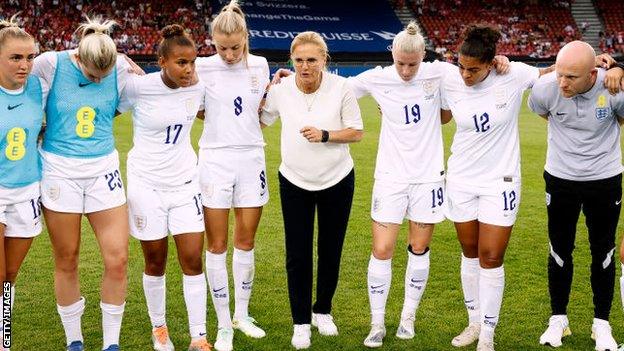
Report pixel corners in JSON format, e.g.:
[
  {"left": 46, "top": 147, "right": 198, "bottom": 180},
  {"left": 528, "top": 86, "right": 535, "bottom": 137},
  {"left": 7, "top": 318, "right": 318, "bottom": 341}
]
[
  {"left": 279, "top": 169, "right": 355, "bottom": 325},
  {"left": 545, "top": 171, "right": 622, "bottom": 320}
]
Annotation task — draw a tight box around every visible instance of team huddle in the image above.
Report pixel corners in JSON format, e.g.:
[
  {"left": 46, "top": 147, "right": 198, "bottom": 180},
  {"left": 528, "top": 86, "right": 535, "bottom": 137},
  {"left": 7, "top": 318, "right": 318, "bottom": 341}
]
[{"left": 1, "top": 0, "right": 624, "bottom": 350}]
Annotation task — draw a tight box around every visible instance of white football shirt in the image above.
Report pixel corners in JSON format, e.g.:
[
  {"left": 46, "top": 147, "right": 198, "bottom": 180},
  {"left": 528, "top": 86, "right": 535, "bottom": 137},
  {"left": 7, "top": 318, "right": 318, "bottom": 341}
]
[
  {"left": 442, "top": 62, "right": 540, "bottom": 186},
  {"left": 118, "top": 72, "right": 205, "bottom": 189},
  {"left": 349, "top": 61, "right": 450, "bottom": 183},
  {"left": 196, "top": 54, "right": 269, "bottom": 149}
]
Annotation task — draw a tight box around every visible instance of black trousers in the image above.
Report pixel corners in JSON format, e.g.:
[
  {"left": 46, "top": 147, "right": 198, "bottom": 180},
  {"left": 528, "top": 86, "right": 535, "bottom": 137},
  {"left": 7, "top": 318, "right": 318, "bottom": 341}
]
[
  {"left": 545, "top": 171, "right": 622, "bottom": 320},
  {"left": 279, "top": 169, "right": 355, "bottom": 324}
]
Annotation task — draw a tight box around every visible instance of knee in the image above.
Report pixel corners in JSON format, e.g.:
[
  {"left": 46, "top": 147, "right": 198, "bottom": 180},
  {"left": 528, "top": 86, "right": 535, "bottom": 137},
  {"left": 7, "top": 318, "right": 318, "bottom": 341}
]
[
  {"left": 372, "top": 245, "right": 394, "bottom": 260},
  {"left": 55, "top": 249, "right": 80, "bottom": 274},
  {"left": 180, "top": 255, "right": 203, "bottom": 276},
  {"left": 5, "top": 267, "right": 18, "bottom": 284},
  {"left": 461, "top": 243, "right": 478, "bottom": 258},
  {"left": 207, "top": 239, "right": 228, "bottom": 254},
  {"left": 104, "top": 251, "right": 128, "bottom": 279},
  {"left": 144, "top": 258, "right": 166, "bottom": 276},
  {"left": 234, "top": 236, "right": 255, "bottom": 251},
  {"left": 479, "top": 253, "right": 504, "bottom": 269},
  {"left": 407, "top": 241, "right": 428, "bottom": 255}
]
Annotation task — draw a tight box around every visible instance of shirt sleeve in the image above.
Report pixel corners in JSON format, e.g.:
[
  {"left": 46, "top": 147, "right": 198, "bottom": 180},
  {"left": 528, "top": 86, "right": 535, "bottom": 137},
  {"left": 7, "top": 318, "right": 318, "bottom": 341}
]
[
  {"left": 115, "top": 55, "right": 132, "bottom": 99},
  {"left": 527, "top": 80, "right": 550, "bottom": 115},
  {"left": 260, "top": 85, "right": 280, "bottom": 126},
  {"left": 436, "top": 61, "right": 457, "bottom": 110},
  {"left": 116, "top": 74, "right": 138, "bottom": 113},
  {"left": 340, "top": 80, "right": 363, "bottom": 130},
  {"left": 38, "top": 76, "right": 49, "bottom": 110},
  {"left": 347, "top": 67, "right": 378, "bottom": 99},
  {"left": 32, "top": 51, "right": 57, "bottom": 89},
  {"left": 512, "top": 62, "right": 540, "bottom": 90}
]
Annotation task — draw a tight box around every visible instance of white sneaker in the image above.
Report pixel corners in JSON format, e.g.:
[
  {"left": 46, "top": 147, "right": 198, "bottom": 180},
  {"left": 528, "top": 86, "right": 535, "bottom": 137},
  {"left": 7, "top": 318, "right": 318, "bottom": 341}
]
[
  {"left": 592, "top": 319, "right": 618, "bottom": 351},
  {"left": 451, "top": 322, "right": 480, "bottom": 347},
  {"left": 151, "top": 325, "right": 175, "bottom": 351},
  {"left": 477, "top": 338, "right": 495, "bottom": 351},
  {"left": 233, "top": 316, "right": 266, "bottom": 338},
  {"left": 312, "top": 313, "right": 338, "bottom": 336},
  {"left": 363, "top": 324, "right": 386, "bottom": 348},
  {"left": 291, "top": 324, "right": 311, "bottom": 350},
  {"left": 539, "top": 315, "right": 571, "bottom": 347},
  {"left": 395, "top": 314, "right": 415, "bottom": 340},
  {"left": 214, "top": 327, "right": 234, "bottom": 351}
]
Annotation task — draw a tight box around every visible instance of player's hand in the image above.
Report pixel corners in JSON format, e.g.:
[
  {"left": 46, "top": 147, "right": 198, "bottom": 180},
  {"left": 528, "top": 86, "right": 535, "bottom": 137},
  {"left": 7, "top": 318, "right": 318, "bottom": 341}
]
[
  {"left": 604, "top": 67, "right": 624, "bottom": 95},
  {"left": 493, "top": 55, "right": 510, "bottom": 75},
  {"left": 596, "top": 53, "right": 616, "bottom": 69},
  {"left": 272, "top": 68, "right": 293, "bottom": 85},
  {"left": 300, "top": 126, "right": 322, "bottom": 142},
  {"left": 120, "top": 53, "right": 146, "bottom": 75}
]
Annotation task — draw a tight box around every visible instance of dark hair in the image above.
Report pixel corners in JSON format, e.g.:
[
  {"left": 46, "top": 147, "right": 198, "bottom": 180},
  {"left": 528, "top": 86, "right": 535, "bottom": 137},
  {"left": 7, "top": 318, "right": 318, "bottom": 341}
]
[
  {"left": 459, "top": 25, "right": 501, "bottom": 63},
  {"left": 158, "top": 24, "right": 195, "bottom": 58}
]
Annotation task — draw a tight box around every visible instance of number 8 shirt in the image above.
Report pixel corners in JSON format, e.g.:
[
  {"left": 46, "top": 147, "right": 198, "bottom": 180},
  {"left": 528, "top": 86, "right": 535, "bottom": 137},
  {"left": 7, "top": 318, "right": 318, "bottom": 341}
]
[
  {"left": 441, "top": 62, "right": 539, "bottom": 226},
  {"left": 195, "top": 54, "right": 270, "bottom": 209}
]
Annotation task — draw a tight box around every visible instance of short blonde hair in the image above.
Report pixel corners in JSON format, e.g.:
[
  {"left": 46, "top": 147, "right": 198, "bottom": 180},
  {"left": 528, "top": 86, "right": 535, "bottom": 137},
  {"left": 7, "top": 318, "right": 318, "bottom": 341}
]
[
  {"left": 290, "top": 31, "right": 329, "bottom": 61},
  {"left": 0, "top": 14, "right": 34, "bottom": 53},
  {"left": 211, "top": 0, "right": 249, "bottom": 62},
  {"left": 75, "top": 16, "right": 118, "bottom": 72},
  {"left": 392, "top": 21, "right": 425, "bottom": 54}
]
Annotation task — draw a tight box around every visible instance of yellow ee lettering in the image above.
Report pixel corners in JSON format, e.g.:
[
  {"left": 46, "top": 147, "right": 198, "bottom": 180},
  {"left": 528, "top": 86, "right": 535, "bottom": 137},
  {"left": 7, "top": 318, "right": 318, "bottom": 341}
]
[
  {"left": 4, "top": 127, "right": 26, "bottom": 161},
  {"left": 75, "top": 106, "right": 96, "bottom": 138}
]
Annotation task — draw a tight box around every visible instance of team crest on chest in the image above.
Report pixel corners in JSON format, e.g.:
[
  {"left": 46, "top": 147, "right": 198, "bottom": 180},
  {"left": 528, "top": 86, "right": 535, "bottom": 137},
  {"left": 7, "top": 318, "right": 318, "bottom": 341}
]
[
  {"left": 422, "top": 80, "right": 437, "bottom": 100},
  {"left": 595, "top": 94, "right": 611, "bottom": 121},
  {"left": 185, "top": 98, "right": 196, "bottom": 120},
  {"left": 495, "top": 89, "right": 507, "bottom": 109},
  {"left": 250, "top": 75, "right": 260, "bottom": 94}
]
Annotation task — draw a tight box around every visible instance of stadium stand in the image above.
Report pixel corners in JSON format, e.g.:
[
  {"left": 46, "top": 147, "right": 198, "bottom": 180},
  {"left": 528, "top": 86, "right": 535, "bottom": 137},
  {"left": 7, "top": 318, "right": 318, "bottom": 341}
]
[
  {"left": 0, "top": 0, "right": 216, "bottom": 56},
  {"left": 408, "top": 0, "right": 581, "bottom": 60},
  {"left": 594, "top": 0, "right": 624, "bottom": 55}
]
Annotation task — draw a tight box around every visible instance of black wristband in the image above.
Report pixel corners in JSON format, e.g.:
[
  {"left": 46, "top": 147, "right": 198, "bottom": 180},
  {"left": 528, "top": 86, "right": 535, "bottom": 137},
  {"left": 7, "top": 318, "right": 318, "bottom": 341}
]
[
  {"left": 321, "top": 130, "right": 329, "bottom": 143},
  {"left": 616, "top": 61, "right": 624, "bottom": 70}
]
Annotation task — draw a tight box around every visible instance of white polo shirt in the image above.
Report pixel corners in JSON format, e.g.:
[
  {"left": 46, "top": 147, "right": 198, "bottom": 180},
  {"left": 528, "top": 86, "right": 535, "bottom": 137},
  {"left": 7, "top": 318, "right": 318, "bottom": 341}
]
[
  {"left": 348, "top": 61, "right": 449, "bottom": 183},
  {"left": 261, "top": 72, "right": 363, "bottom": 191},
  {"left": 528, "top": 69, "right": 624, "bottom": 181}
]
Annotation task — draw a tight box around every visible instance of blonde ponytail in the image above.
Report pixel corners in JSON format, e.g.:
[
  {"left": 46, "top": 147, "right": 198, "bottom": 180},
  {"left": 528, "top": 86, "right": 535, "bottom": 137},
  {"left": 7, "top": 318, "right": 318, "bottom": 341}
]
[
  {"left": 392, "top": 21, "right": 425, "bottom": 54},
  {"left": 211, "top": 0, "right": 249, "bottom": 62},
  {"left": 75, "top": 16, "right": 118, "bottom": 72}
]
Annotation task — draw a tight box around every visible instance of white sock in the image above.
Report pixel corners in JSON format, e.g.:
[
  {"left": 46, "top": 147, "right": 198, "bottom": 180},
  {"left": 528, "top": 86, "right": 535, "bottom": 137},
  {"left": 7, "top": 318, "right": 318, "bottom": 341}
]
[
  {"left": 367, "top": 255, "right": 392, "bottom": 326},
  {"left": 183, "top": 273, "right": 208, "bottom": 339},
  {"left": 401, "top": 249, "right": 430, "bottom": 319},
  {"left": 142, "top": 273, "right": 166, "bottom": 328},
  {"left": 205, "top": 250, "right": 232, "bottom": 329},
  {"left": 620, "top": 263, "right": 624, "bottom": 313},
  {"left": 460, "top": 254, "right": 480, "bottom": 324},
  {"left": 233, "top": 247, "right": 255, "bottom": 320},
  {"left": 101, "top": 301, "right": 125, "bottom": 349},
  {"left": 479, "top": 265, "right": 505, "bottom": 341},
  {"left": 57, "top": 296, "right": 85, "bottom": 345}
]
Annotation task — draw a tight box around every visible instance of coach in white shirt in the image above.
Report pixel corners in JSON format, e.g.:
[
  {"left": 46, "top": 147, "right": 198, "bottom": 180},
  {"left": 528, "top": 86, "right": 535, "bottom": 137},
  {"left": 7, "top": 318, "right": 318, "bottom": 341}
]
[
  {"left": 528, "top": 41, "right": 624, "bottom": 351},
  {"left": 261, "top": 31, "right": 363, "bottom": 350}
]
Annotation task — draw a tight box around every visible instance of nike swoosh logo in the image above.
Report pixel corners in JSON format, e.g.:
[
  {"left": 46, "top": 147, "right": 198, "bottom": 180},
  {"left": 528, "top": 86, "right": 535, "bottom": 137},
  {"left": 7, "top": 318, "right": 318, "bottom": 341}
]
[
  {"left": 484, "top": 315, "right": 497, "bottom": 319},
  {"left": 212, "top": 287, "right": 226, "bottom": 293},
  {"left": 7, "top": 103, "right": 23, "bottom": 110},
  {"left": 410, "top": 279, "right": 425, "bottom": 283},
  {"left": 242, "top": 280, "right": 253, "bottom": 285},
  {"left": 616, "top": 200, "right": 622, "bottom": 205},
  {"left": 370, "top": 284, "right": 385, "bottom": 289},
  {"left": 464, "top": 299, "right": 474, "bottom": 304},
  {"left": 79, "top": 82, "right": 93, "bottom": 87},
  {"left": 555, "top": 112, "right": 566, "bottom": 116}
]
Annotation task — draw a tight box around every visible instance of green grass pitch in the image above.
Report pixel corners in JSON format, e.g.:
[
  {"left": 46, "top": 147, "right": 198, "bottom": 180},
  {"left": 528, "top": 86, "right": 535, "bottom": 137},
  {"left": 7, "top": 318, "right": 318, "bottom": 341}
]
[{"left": 10, "top": 93, "right": 624, "bottom": 350}]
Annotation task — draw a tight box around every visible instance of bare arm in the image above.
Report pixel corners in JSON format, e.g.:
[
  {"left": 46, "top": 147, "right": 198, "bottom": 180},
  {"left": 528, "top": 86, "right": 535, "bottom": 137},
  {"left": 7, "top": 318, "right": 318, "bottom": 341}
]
[
  {"left": 539, "top": 65, "right": 555, "bottom": 77},
  {"left": 441, "top": 109, "right": 453, "bottom": 125},
  {"left": 300, "top": 126, "right": 363, "bottom": 143}
]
